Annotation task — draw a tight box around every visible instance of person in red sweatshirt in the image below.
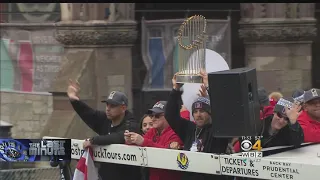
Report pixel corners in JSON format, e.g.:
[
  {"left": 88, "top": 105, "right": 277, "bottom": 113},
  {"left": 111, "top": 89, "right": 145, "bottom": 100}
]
[
  {"left": 124, "top": 101, "right": 183, "bottom": 180},
  {"left": 297, "top": 88, "right": 320, "bottom": 142}
]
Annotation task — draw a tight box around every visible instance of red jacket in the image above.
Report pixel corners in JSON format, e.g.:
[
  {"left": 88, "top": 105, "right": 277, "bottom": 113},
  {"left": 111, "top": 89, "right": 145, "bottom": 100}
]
[
  {"left": 233, "top": 141, "right": 241, "bottom": 153},
  {"left": 269, "top": 98, "right": 278, "bottom": 107},
  {"left": 297, "top": 111, "right": 320, "bottom": 143},
  {"left": 142, "top": 127, "right": 183, "bottom": 180},
  {"left": 260, "top": 105, "right": 274, "bottom": 120},
  {"left": 180, "top": 110, "right": 190, "bottom": 120}
]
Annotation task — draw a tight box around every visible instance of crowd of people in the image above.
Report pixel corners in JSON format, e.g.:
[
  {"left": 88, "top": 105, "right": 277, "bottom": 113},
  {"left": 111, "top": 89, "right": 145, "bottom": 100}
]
[{"left": 66, "top": 70, "right": 320, "bottom": 180}]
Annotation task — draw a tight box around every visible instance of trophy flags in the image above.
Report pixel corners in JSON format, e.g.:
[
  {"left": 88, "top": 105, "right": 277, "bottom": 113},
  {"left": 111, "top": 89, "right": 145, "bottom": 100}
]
[{"left": 181, "top": 49, "right": 230, "bottom": 121}]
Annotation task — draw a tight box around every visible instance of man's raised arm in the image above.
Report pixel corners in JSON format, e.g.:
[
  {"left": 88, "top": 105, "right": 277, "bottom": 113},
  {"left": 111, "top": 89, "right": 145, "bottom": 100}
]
[
  {"left": 165, "top": 74, "right": 192, "bottom": 141},
  {"left": 68, "top": 79, "right": 108, "bottom": 135}
]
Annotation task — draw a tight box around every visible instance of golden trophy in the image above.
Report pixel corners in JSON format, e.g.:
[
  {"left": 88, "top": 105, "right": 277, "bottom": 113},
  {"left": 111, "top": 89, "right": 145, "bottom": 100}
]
[{"left": 176, "top": 15, "right": 207, "bottom": 83}]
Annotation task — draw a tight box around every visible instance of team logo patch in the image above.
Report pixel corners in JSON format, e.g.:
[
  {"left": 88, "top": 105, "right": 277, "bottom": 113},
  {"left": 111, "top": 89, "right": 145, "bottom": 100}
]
[
  {"left": 195, "top": 102, "right": 202, "bottom": 109},
  {"left": 108, "top": 91, "right": 116, "bottom": 99},
  {"left": 177, "top": 152, "right": 189, "bottom": 170},
  {"left": 311, "top": 89, "right": 318, "bottom": 97},
  {"left": 153, "top": 102, "right": 164, "bottom": 109}
]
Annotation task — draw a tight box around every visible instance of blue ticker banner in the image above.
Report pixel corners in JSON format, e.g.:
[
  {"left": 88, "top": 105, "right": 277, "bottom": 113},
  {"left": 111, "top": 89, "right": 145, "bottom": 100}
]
[{"left": 0, "top": 139, "right": 71, "bottom": 162}]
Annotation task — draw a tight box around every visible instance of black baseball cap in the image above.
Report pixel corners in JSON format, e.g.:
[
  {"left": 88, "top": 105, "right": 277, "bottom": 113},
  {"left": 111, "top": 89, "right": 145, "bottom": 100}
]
[
  {"left": 147, "top": 101, "right": 167, "bottom": 114},
  {"left": 304, "top": 88, "right": 320, "bottom": 103},
  {"left": 101, "top": 91, "right": 128, "bottom": 106},
  {"left": 292, "top": 89, "right": 305, "bottom": 99},
  {"left": 292, "top": 89, "right": 305, "bottom": 103},
  {"left": 273, "top": 97, "right": 294, "bottom": 115}
]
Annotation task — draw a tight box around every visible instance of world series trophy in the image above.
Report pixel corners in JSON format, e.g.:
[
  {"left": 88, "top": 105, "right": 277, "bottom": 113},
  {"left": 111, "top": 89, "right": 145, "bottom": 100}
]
[{"left": 176, "top": 15, "right": 207, "bottom": 83}]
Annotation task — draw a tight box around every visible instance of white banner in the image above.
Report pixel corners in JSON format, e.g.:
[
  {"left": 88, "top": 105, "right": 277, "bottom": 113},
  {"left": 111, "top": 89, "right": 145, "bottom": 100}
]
[
  {"left": 43, "top": 137, "right": 320, "bottom": 179},
  {"left": 144, "top": 147, "right": 220, "bottom": 174},
  {"left": 220, "top": 154, "right": 320, "bottom": 180},
  {"left": 70, "top": 139, "right": 145, "bottom": 167}
]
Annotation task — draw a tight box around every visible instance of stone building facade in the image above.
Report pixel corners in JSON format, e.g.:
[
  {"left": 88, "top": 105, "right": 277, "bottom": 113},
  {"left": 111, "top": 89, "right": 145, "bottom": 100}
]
[
  {"left": 239, "top": 3, "right": 316, "bottom": 95},
  {"left": 0, "top": 91, "right": 52, "bottom": 138},
  {"left": 0, "top": 3, "right": 318, "bottom": 139},
  {"left": 42, "top": 3, "right": 138, "bottom": 139}
]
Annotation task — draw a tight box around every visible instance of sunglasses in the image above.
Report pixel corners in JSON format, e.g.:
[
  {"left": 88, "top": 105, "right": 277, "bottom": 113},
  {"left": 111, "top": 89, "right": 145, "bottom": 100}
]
[
  {"left": 149, "top": 114, "right": 164, "bottom": 119},
  {"left": 276, "top": 112, "right": 289, "bottom": 121}
]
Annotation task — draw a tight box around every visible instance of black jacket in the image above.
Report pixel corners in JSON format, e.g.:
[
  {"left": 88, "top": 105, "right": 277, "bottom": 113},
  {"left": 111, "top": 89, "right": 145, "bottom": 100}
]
[
  {"left": 70, "top": 99, "right": 141, "bottom": 180},
  {"left": 165, "top": 89, "right": 229, "bottom": 180},
  {"left": 238, "top": 115, "right": 304, "bottom": 154},
  {"left": 259, "top": 115, "right": 303, "bottom": 149}
]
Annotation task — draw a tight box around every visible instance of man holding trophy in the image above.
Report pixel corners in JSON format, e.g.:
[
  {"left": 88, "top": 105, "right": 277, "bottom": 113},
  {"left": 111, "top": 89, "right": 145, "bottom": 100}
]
[{"left": 164, "top": 15, "right": 229, "bottom": 180}]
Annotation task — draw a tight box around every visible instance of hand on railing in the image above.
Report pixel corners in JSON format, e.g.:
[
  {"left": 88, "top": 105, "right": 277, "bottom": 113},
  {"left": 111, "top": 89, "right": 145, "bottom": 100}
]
[
  {"left": 124, "top": 131, "right": 144, "bottom": 146},
  {"left": 128, "top": 132, "right": 144, "bottom": 146},
  {"left": 169, "top": 142, "right": 182, "bottom": 150},
  {"left": 83, "top": 138, "right": 92, "bottom": 149},
  {"left": 124, "top": 130, "right": 133, "bottom": 144}
]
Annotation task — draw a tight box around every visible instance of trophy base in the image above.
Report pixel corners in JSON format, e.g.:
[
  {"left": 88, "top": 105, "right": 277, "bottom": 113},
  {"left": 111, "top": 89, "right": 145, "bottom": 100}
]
[{"left": 176, "top": 74, "right": 203, "bottom": 84}]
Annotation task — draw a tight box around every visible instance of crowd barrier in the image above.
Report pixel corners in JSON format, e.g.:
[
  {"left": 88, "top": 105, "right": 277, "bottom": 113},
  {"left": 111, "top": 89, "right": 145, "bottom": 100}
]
[{"left": 43, "top": 136, "right": 320, "bottom": 180}]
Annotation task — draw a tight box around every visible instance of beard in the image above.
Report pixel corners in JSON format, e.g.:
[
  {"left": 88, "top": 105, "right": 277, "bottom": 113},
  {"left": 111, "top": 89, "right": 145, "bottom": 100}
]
[{"left": 194, "top": 116, "right": 212, "bottom": 126}]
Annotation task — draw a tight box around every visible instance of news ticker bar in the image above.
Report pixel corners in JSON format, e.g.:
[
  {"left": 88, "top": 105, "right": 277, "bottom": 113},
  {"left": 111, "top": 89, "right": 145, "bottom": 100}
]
[{"left": 0, "top": 139, "right": 71, "bottom": 162}]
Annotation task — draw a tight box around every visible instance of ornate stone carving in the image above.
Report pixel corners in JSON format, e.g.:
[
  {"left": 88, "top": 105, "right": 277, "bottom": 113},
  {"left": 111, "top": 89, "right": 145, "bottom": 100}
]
[
  {"left": 239, "top": 21, "right": 317, "bottom": 42},
  {"left": 54, "top": 21, "right": 138, "bottom": 46}
]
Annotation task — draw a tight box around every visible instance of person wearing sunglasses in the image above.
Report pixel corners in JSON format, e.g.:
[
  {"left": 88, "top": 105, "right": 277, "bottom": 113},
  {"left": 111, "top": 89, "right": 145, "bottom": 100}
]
[
  {"left": 267, "top": 98, "right": 303, "bottom": 144},
  {"left": 233, "top": 97, "right": 304, "bottom": 155},
  {"left": 124, "top": 101, "right": 183, "bottom": 180},
  {"left": 297, "top": 88, "right": 320, "bottom": 143}
]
